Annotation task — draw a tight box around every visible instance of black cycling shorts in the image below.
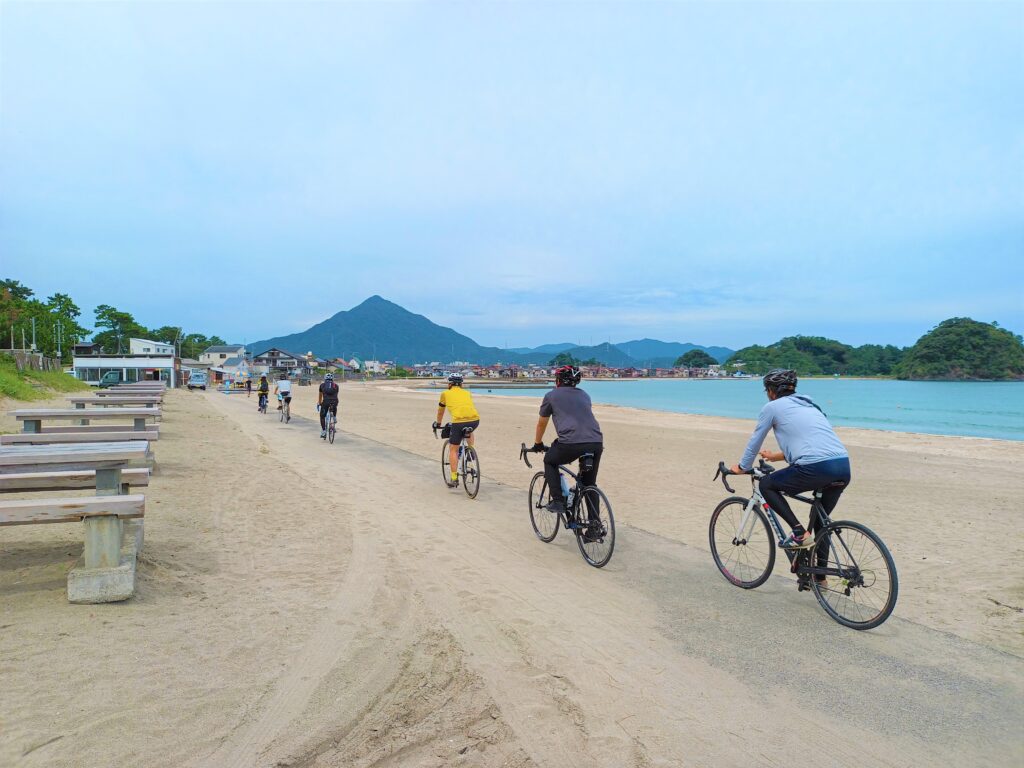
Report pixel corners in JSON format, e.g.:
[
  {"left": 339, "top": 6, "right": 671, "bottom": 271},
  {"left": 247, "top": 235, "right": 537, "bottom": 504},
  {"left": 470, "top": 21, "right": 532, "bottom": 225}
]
[{"left": 448, "top": 420, "right": 479, "bottom": 445}]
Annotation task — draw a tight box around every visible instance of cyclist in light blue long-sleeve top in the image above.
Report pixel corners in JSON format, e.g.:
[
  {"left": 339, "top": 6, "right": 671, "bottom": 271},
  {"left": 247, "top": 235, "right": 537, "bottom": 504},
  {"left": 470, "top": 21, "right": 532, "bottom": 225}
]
[{"left": 730, "top": 369, "right": 850, "bottom": 553}]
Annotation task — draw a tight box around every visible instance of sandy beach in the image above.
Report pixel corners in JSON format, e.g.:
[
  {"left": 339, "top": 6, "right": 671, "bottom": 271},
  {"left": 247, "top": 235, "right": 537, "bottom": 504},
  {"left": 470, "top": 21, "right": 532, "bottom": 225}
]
[{"left": 2, "top": 382, "right": 1022, "bottom": 767}]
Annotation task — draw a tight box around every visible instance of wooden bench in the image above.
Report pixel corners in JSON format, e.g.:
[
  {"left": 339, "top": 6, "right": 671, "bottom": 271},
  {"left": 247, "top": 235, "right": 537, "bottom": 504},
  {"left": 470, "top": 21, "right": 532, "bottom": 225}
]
[
  {"left": 1, "top": 431, "right": 159, "bottom": 445},
  {"left": 0, "top": 468, "right": 150, "bottom": 493},
  {"left": 1, "top": 494, "right": 146, "bottom": 603}
]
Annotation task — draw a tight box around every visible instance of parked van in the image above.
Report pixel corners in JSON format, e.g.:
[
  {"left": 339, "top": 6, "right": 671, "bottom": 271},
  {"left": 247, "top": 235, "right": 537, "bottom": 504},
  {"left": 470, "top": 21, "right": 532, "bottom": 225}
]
[
  {"left": 188, "top": 371, "right": 208, "bottom": 391},
  {"left": 97, "top": 371, "right": 123, "bottom": 388}
]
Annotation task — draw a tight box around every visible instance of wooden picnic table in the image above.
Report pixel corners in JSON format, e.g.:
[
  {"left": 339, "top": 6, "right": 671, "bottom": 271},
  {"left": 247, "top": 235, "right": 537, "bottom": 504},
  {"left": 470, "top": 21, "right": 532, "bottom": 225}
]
[
  {"left": 12, "top": 408, "right": 160, "bottom": 433},
  {"left": 0, "top": 441, "right": 152, "bottom": 475},
  {"left": 68, "top": 395, "right": 163, "bottom": 407},
  {"left": 0, "top": 441, "right": 151, "bottom": 601}
]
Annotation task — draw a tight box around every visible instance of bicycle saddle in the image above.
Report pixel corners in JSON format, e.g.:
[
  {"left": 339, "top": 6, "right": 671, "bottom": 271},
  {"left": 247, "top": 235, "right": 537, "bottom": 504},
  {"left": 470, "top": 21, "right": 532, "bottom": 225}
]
[
  {"left": 461, "top": 426, "right": 475, "bottom": 435},
  {"left": 579, "top": 453, "right": 596, "bottom": 472}
]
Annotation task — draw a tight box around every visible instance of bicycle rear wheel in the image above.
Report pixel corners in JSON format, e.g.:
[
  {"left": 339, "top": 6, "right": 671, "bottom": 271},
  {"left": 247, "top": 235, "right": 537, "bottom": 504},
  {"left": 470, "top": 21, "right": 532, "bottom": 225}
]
[
  {"left": 462, "top": 447, "right": 480, "bottom": 498},
  {"left": 328, "top": 414, "right": 336, "bottom": 443},
  {"left": 709, "top": 497, "right": 776, "bottom": 589},
  {"left": 575, "top": 486, "right": 615, "bottom": 568},
  {"left": 279, "top": 401, "right": 285, "bottom": 422},
  {"left": 528, "top": 472, "right": 559, "bottom": 542},
  {"left": 811, "top": 520, "right": 898, "bottom": 630}
]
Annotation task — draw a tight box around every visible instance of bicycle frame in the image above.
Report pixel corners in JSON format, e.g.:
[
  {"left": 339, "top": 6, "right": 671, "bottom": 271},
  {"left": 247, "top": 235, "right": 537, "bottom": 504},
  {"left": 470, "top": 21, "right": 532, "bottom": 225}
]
[{"left": 731, "top": 468, "right": 861, "bottom": 583}]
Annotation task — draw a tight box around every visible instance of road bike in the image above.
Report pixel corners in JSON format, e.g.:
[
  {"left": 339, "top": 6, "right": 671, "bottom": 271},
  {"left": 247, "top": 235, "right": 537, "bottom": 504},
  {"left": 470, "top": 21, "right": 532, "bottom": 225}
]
[
  {"left": 520, "top": 443, "right": 615, "bottom": 568},
  {"left": 710, "top": 460, "right": 898, "bottom": 629},
  {"left": 322, "top": 406, "right": 337, "bottom": 443},
  {"left": 434, "top": 423, "right": 480, "bottom": 498},
  {"left": 257, "top": 392, "right": 268, "bottom": 414},
  {"left": 278, "top": 393, "right": 291, "bottom": 423}
]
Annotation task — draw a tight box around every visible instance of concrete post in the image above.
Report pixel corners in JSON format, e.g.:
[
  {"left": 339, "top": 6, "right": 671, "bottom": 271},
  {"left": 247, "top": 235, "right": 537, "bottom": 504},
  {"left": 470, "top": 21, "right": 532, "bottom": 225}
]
[
  {"left": 95, "top": 468, "right": 123, "bottom": 496},
  {"left": 23, "top": 419, "right": 40, "bottom": 434},
  {"left": 83, "top": 516, "right": 123, "bottom": 568},
  {"left": 134, "top": 417, "right": 146, "bottom": 431}
]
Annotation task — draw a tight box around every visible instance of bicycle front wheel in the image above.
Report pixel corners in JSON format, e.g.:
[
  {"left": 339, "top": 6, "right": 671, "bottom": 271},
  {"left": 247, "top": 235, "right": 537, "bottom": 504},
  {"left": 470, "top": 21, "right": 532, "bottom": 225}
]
[
  {"left": 811, "top": 520, "right": 898, "bottom": 630},
  {"left": 441, "top": 443, "right": 453, "bottom": 487},
  {"left": 462, "top": 447, "right": 480, "bottom": 499},
  {"left": 528, "top": 472, "right": 559, "bottom": 542},
  {"left": 709, "top": 497, "right": 776, "bottom": 589},
  {"left": 575, "top": 486, "right": 615, "bottom": 568}
]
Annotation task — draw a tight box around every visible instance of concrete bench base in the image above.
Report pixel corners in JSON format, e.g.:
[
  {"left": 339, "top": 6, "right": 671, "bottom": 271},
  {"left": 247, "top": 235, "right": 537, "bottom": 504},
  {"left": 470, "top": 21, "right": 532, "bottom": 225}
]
[{"left": 68, "top": 546, "right": 137, "bottom": 604}]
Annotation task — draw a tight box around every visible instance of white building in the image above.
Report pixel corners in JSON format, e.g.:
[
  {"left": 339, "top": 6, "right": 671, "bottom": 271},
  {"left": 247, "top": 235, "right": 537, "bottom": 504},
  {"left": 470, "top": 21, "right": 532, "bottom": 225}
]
[
  {"left": 129, "top": 337, "right": 175, "bottom": 355},
  {"left": 200, "top": 345, "right": 247, "bottom": 365},
  {"left": 73, "top": 337, "right": 179, "bottom": 386}
]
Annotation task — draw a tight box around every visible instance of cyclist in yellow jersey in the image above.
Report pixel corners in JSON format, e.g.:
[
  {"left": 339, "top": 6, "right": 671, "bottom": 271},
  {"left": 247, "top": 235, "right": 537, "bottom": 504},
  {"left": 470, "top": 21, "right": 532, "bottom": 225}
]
[{"left": 433, "top": 373, "right": 480, "bottom": 487}]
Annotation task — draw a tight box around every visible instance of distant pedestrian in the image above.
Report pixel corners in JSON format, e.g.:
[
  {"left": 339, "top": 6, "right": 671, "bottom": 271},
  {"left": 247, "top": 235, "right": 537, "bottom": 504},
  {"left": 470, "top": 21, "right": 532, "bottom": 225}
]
[{"left": 246, "top": 378, "right": 252, "bottom": 397}]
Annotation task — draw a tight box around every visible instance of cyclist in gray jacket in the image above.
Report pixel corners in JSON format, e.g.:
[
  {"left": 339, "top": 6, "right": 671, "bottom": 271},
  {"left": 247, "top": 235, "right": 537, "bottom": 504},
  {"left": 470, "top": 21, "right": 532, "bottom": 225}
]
[{"left": 730, "top": 369, "right": 850, "bottom": 550}]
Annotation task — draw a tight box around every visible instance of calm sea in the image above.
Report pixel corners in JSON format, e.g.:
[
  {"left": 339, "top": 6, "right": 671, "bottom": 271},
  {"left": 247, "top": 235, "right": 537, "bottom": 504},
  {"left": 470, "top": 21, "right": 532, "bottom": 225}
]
[{"left": 475, "top": 379, "right": 1024, "bottom": 441}]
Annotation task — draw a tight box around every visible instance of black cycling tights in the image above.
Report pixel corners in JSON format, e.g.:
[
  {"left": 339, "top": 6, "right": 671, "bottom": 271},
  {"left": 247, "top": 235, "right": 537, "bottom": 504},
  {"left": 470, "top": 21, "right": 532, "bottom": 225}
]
[{"left": 319, "top": 402, "right": 338, "bottom": 430}]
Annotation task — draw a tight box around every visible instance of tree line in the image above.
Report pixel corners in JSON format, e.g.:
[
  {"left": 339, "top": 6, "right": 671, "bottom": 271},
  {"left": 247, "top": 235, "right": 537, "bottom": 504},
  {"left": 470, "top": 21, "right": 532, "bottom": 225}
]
[
  {"left": 725, "top": 318, "right": 1023, "bottom": 380},
  {"left": 1, "top": 279, "right": 227, "bottom": 362}
]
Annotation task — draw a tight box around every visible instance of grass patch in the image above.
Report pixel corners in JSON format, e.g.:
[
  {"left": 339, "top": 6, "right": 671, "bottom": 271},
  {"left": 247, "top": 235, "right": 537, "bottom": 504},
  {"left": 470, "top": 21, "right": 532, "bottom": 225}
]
[{"left": 0, "top": 354, "right": 88, "bottom": 400}]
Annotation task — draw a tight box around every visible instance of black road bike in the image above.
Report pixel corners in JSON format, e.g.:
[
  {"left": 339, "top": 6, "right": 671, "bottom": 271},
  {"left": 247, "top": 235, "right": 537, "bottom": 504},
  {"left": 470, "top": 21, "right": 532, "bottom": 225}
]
[{"left": 520, "top": 443, "right": 615, "bottom": 568}]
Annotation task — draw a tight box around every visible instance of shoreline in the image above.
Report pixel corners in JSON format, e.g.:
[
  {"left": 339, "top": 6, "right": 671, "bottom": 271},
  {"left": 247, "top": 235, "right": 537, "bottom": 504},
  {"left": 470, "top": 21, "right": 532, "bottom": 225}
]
[{"left": 381, "top": 381, "right": 1024, "bottom": 445}]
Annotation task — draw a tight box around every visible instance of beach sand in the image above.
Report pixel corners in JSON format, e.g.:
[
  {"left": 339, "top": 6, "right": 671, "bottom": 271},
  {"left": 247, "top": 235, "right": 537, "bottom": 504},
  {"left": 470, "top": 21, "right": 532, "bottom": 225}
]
[{"left": 1, "top": 383, "right": 1021, "bottom": 767}]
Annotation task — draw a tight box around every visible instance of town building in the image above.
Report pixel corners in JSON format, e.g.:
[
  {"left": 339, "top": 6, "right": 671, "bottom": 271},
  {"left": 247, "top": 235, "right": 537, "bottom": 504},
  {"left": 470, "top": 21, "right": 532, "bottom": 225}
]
[
  {"left": 73, "top": 337, "right": 179, "bottom": 386},
  {"left": 200, "top": 345, "right": 247, "bottom": 365}
]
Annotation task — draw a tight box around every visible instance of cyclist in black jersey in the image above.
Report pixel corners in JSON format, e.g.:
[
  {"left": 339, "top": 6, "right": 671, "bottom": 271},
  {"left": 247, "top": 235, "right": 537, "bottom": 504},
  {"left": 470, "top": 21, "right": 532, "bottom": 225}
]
[{"left": 317, "top": 372, "right": 340, "bottom": 438}]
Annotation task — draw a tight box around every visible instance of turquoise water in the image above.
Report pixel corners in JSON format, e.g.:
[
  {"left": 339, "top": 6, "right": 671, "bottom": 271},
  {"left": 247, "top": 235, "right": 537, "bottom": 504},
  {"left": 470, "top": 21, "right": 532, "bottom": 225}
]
[{"left": 478, "top": 379, "right": 1024, "bottom": 441}]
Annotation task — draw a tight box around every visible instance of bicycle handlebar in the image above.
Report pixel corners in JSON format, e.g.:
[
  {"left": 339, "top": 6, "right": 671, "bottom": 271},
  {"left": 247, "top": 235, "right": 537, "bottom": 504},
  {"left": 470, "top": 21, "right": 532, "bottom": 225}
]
[
  {"left": 714, "top": 459, "right": 777, "bottom": 493},
  {"left": 519, "top": 442, "right": 547, "bottom": 469}
]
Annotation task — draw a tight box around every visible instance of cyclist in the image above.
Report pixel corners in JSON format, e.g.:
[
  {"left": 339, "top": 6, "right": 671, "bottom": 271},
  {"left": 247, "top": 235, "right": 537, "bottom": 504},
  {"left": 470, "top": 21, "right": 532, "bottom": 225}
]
[
  {"left": 256, "top": 374, "right": 270, "bottom": 411},
  {"left": 317, "top": 372, "right": 340, "bottom": 438},
  {"left": 434, "top": 373, "right": 479, "bottom": 487},
  {"left": 275, "top": 373, "right": 292, "bottom": 419},
  {"left": 533, "top": 365, "right": 604, "bottom": 540},
  {"left": 730, "top": 368, "right": 850, "bottom": 553}
]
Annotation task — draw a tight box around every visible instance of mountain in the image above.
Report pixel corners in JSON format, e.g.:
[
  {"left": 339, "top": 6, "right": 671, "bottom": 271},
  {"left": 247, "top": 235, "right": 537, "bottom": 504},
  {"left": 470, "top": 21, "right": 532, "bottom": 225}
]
[
  {"left": 506, "top": 342, "right": 577, "bottom": 355},
  {"left": 616, "top": 338, "right": 734, "bottom": 365},
  {"left": 248, "top": 296, "right": 516, "bottom": 364},
  {"left": 249, "top": 296, "right": 734, "bottom": 368}
]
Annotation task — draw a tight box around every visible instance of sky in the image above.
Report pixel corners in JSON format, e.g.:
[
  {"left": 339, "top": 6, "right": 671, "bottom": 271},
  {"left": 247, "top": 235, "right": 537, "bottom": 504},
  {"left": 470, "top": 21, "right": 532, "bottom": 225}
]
[{"left": 1, "top": 1, "right": 1021, "bottom": 351}]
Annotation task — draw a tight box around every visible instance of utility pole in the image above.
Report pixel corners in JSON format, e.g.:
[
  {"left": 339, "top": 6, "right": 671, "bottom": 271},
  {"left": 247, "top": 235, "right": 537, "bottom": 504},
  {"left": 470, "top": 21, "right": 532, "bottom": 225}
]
[{"left": 31, "top": 317, "right": 36, "bottom": 350}]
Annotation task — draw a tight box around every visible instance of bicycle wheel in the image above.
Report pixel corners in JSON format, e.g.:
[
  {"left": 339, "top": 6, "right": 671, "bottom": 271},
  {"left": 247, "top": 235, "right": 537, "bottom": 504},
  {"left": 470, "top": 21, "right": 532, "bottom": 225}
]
[
  {"left": 462, "top": 446, "right": 480, "bottom": 499},
  {"left": 811, "top": 520, "right": 898, "bottom": 630},
  {"left": 328, "top": 414, "right": 336, "bottom": 443},
  {"left": 279, "top": 401, "right": 285, "bottom": 422},
  {"left": 575, "top": 486, "right": 615, "bottom": 568},
  {"left": 709, "top": 497, "right": 776, "bottom": 589},
  {"left": 528, "top": 471, "right": 559, "bottom": 542},
  {"left": 441, "top": 443, "right": 453, "bottom": 487}
]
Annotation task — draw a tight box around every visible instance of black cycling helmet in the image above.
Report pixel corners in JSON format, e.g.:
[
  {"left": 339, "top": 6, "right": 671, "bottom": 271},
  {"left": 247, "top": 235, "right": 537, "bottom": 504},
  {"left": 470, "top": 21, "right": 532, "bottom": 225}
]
[
  {"left": 555, "top": 365, "right": 582, "bottom": 387},
  {"left": 763, "top": 368, "right": 797, "bottom": 393},
  {"left": 447, "top": 372, "right": 464, "bottom": 386}
]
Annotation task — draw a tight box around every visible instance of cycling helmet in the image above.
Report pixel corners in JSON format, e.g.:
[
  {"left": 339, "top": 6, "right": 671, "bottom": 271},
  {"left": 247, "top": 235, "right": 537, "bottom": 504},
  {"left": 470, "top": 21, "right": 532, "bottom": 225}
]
[
  {"left": 324, "top": 372, "right": 335, "bottom": 381},
  {"left": 762, "top": 368, "right": 797, "bottom": 393},
  {"left": 555, "top": 365, "right": 582, "bottom": 387},
  {"left": 447, "top": 373, "right": 464, "bottom": 386}
]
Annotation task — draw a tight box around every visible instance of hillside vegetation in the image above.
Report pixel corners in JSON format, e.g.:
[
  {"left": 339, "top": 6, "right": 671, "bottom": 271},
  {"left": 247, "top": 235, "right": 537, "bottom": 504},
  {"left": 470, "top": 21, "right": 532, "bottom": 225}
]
[
  {"left": 895, "top": 318, "right": 1024, "bottom": 380},
  {"left": 727, "top": 336, "right": 905, "bottom": 376},
  {"left": 0, "top": 354, "right": 89, "bottom": 400}
]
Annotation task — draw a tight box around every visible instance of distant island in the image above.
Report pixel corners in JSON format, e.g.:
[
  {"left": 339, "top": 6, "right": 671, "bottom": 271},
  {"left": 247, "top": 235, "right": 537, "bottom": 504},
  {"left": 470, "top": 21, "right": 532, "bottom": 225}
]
[{"left": 725, "top": 318, "right": 1024, "bottom": 381}]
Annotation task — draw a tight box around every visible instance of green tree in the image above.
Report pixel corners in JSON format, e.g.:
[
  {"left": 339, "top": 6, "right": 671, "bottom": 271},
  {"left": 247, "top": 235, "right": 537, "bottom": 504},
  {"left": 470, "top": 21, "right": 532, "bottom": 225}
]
[
  {"left": 93, "top": 304, "right": 149, "bottom": 353},
  {"left": 895, "top": 318, "right": 1024, "bottom": 380},
  {"left": 550, "top": 351, "right": 580, "bottom": 366},
  {"left": 675, "top": 349, "right": 718, "bottom": 368},
  {"left": 0, "top": 279, "right": 34, "bottom": 301}
]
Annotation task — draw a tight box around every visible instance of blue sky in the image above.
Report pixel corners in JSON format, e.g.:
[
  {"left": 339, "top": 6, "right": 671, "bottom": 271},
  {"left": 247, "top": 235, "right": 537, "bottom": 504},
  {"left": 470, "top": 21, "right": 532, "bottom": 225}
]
[{"left": 2, "top": 1, "right": 1021, "bottom": 350}]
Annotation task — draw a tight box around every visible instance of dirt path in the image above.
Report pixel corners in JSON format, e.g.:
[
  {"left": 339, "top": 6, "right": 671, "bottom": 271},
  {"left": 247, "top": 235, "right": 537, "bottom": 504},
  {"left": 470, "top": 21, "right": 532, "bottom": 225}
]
[{"left": 196, "top": 389, "right": 1023, "bottom": 768}]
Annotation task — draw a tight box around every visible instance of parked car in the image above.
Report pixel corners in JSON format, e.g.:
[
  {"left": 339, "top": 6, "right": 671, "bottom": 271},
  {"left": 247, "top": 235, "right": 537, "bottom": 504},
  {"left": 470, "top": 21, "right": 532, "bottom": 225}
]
[
  {"left": 188, "top": 371, "right": 208, "bottom": 391},
  {"left": 96, "top": 371, "right": 124, "bottom": 388}
]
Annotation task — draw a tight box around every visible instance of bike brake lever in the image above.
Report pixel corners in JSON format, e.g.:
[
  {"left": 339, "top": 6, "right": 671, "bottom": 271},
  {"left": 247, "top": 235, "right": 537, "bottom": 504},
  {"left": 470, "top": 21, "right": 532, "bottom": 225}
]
[{"left": 717, "top": 461, "right": 736, "bottom": 494}]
